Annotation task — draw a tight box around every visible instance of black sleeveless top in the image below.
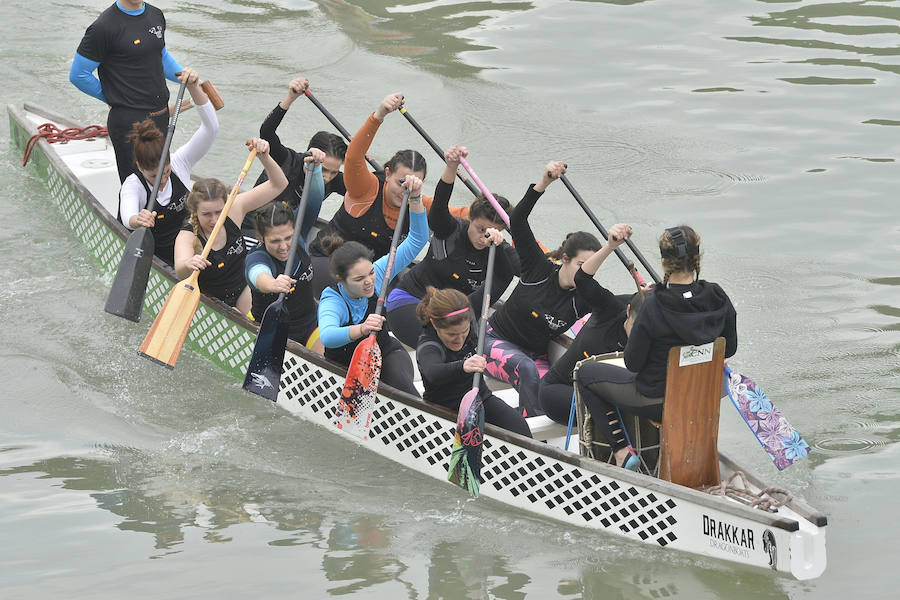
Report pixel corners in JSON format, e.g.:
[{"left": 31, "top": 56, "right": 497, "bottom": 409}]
[
  {"left": 182, "top": 218, "right": 247, "bottom": 307},
  {"left": 309, "top": 173, "right": 409, "bottom": 259},
  {"left": 322, "top": 284, "right": 393, "bottom": 367},
  {"left": 398, "top": 217, "right": 517, "bottom": 299},
  {"left": 248, "top": 245, "right": 316, "bottom": 342},
  {"left": 134, "top": 168, "right": 189, "bottom": 266}
]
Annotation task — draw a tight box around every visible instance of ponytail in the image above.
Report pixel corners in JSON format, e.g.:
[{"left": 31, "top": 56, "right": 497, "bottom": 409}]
[
  {"left": 546, "top": 231, "right": 602, "bottom": 261},
  {"left": 416, "top": 286, "right": 471, "bottom": 327}
]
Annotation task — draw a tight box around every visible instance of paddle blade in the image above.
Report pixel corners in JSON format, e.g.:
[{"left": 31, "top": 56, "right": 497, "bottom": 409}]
[
  {"left": 242, "top": 299, "right": 290, "bottom": 401},
  {"left": 334, "top": 336, "right": 381, "bottom": 439},
  {"left": 104, "top": 227, "right": 155, "bottom": 322},
  {"left": 138, "top": 276, "right": 201, "bottom": 368},
  {"left": 726, "top": 369, "right": 810, "bottom": 470},
  {"left": 448, "top": 388, "right": 484, "bottom": 497}
]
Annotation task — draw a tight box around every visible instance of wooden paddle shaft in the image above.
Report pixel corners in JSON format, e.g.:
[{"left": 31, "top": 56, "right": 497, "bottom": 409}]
[
  {"left": 200, "top": 80, "right": 225, "bottom": 110},
  {"left": 198, "top": 149, "right": 257, "bottom": 261}
]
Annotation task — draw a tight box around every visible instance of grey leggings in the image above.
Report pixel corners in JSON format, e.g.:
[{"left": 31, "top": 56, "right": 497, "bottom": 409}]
[{"left": 576, "top": 362, "right": 662, "bottom": 451}]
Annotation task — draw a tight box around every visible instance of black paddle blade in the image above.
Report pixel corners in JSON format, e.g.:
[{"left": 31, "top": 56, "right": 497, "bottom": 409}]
[
  {"left": 105, "top": 227, "right": 155, "bottom": 322},
  {"left": 242, "top": 299, "right": 290, "bottom": 401}
]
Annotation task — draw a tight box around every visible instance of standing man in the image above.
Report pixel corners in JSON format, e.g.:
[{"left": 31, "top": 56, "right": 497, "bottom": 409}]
[{"left": 69, "top": 1, "right": 184, "bottom": 182}]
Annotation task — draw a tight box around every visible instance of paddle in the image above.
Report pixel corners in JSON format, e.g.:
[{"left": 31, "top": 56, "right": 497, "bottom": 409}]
[
  {"left": 242, "top": 154, "right": 315, "bottom": 400},
  {"left": 724, "top": 365, "right": 809, "bottom": 470},
  {"left": 105, "top": 79, "right": 189, "bottom": 322},
  {"left": 138, "top": 148, "right": 258, "bottom": 368},
  {"left": 397, "top": 104, "right": 482, "bottom": 198},
  {"left": 448, "top": 238, "right": 497, "bottom": 497},
  {"left": 334, "top": 187, "right": 411, "bottom": 440},
  {"left": 302, "top": 88, "right": 383, "bottom": 172},
  {"left": 559, "top": 173, "right": 661, "bottom": 286},
  {"left": 457, "top": 155, "right": 511, "bottom": 228}
]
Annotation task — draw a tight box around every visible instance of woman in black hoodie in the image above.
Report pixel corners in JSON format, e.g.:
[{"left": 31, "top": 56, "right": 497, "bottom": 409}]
[{"left": 575, "top": 226, "right": 737, "bottom": 471}]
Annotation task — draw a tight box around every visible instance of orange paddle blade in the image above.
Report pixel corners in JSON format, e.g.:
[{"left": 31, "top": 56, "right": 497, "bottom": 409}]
[
  {"left": 334, "top": 336, "right": 381, "bottom": 439},
  {"left": 138, "top": 274, "right": 201, "bottom": 368}
]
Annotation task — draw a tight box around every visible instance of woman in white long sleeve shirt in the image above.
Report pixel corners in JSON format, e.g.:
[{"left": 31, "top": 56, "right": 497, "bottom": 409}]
[{"left": 118, "top": 68, "right": 219, "bottom": 266}]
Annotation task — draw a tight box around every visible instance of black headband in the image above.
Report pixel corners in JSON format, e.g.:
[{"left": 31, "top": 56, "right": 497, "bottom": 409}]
[{"left": 660, "top": 227, "right": 698, "bottom": 259}]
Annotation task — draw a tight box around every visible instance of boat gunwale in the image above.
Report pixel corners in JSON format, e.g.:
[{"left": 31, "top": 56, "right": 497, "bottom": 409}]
[{"left": 8, "top": 101, "right": 822, "bottom": 537}]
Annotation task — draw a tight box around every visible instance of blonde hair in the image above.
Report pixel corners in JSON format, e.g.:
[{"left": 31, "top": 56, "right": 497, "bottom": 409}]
[{"left": 186, "top": 178, "right": 228, "bottom": 254}]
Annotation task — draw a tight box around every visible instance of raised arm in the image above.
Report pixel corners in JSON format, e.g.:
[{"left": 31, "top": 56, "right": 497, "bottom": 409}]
[
  {"left": 169, "top": 69, "right": 219, "bottom": 172},
  {"left": 513, "top": 160, "right": 566, "bottom": 276},
  {"left": 374, "top": 176, "right": 428, "bottom": 284},
  {"left": 581, "top": 223, "right": 631, "bottom": 276},
  {"left": 230, "top": 139, "right": 289, "bottom": 225},
  {"left": 429, "top": 145, "right": 466, "bottom": 238},
  {"left": 259, "top": 77, "right": 308, "bottom": 165},
  {"left": 343, "top": 92, "right": 404, "bottom": 212}
]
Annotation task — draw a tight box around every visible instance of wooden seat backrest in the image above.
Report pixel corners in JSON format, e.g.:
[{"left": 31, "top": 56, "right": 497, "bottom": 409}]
[{"left": 658, "top": 337, "right": 725, "bottom": 488}]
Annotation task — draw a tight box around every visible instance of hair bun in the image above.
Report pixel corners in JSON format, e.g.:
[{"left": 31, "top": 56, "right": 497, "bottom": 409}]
[{"left": 136, "top": 120, "right": 163, "bottom": 142}]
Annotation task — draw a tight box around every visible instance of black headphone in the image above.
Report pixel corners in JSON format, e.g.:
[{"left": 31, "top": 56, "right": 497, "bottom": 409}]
[{"left": 660, "top": 227, "right": 697, "bottom": 259}]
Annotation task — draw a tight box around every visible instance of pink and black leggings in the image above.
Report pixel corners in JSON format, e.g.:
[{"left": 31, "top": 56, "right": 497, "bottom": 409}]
[{"left": 483, "top": 329, "right": 549, "bottom": 417}]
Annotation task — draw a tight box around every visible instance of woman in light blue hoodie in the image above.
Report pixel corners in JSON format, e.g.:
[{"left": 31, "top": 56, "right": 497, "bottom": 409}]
[{"left": 317, "top": 176, "right": 427, "bottom": 397}]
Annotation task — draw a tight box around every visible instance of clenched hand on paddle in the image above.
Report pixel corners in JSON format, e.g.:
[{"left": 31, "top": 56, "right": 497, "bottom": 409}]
[
  {"left": 138, "top": 139, "right": 268, "bottom": 368},
  {"left": 448, "top": 236, "right": 498, "bottom": 498},
  {"left": 333, "top": 177, "right": 420, "bottom": 440},
  {"left": 104, "top": 73, "right": 189, "bottom": 322},
  {"left": 242, "top": 150, "right": 324, "bottom": 400}
]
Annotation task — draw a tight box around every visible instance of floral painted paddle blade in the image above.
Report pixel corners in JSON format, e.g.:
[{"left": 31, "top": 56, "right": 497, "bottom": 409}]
[
  {"left": 334, "top": 338, "right": 381, "bottom": 440},
  {"left": 726, "top": 368, "right": 809, "bottom": 470},
  {"left": 448, "top": 389, "right": 485, "bottom": 497}
]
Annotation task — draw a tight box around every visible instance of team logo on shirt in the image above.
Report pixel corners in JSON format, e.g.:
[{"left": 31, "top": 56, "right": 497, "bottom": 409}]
[
  {"left": 544, "top": 314, "right": 570, "bottom": 331},
  {"left": 170, "top": 194, "right": 186, "bottom": 212},
  {"left": 296, "top": 265, "right": 313, "bottom": 282},
  {"left": 226, "top": 241, "right": 245, "bottom": 256},
  {"left": 148, "top": 26, "right": 163, "bottom": 39}
]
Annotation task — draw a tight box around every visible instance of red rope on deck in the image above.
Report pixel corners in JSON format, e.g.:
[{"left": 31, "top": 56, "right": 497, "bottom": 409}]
[{"left": 22, "top": 123, "right": 109, "bottom": 167}]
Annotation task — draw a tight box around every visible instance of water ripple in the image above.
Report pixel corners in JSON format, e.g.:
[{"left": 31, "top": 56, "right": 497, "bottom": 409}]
[{"left": 644, "top": 166, "right": 763, "bottom": 198}]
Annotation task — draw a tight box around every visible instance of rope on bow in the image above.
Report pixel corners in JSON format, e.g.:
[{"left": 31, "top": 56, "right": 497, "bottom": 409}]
[{"left": 22, "top": 123, "right": 109, "bottom": 166}]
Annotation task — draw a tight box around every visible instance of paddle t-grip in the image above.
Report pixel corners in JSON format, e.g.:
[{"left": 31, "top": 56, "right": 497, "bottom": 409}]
[
  {"left": 546, "top": 163, "right": 568, "bottom": 179},
  {"left": 201, "top": 81, "right": 225, "bottom": 110}
]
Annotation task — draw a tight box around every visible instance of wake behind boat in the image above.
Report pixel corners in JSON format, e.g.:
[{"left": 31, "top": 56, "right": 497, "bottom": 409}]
[{"left": 8, "top": 101, "right": 827, "bottom": 580}]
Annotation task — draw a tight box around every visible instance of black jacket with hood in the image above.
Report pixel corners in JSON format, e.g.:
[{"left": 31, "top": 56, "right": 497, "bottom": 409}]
[{"left": 624, "top": 280, "right": 737, "bottom": 397}]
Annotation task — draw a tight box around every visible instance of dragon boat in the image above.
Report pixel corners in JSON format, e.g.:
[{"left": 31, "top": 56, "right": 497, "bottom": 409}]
[{"left": 7, "top": 102, "right": 827, "bottom": 580}]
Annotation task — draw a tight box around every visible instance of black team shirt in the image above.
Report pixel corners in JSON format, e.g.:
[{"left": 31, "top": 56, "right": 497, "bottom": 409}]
[
  {"left": 76, "top": 2, "right": 169, "bottom": 110},
  {"left": 488, "top": 184, "right": 618, "bottom": 355}
]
